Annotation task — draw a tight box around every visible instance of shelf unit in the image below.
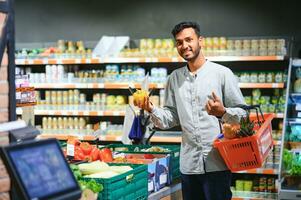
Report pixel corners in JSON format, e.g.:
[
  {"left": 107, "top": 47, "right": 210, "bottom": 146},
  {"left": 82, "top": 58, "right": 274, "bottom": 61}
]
[
  {"left": 16, "top": 107, "right": 284, "bottom": 118},
  {"left": 235, "top": 168, "right": 278, "bottom": 175},
  {"left": 28, "top": 82, "right": 284, "bottom": 89},
  {"left": 15, "top": 55, "right": 285, "bottom": 65},
  {"left": 278, "top": 59, "right": 301, "bottom": 200}
]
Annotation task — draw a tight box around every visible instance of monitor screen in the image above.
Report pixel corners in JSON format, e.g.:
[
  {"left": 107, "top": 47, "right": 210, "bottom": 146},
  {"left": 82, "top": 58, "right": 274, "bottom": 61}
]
[{"left": 0, "top": 139, "right": 81, "bottom": 200}]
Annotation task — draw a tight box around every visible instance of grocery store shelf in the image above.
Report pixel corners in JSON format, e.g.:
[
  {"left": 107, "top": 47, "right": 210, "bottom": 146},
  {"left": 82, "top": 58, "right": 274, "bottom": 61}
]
[
  {"left": 238, "top": 83, "right": 284, "bottom": 89},
  {"left": 30, "top": 82, "right": 165, "bottom": 89},
  {"left": 16, "top": 102, "right": 37, "bottom": 107},
  {"left": 150, "top": 136, "right": 181, "bottom": 143},
  {"left": 99, "top": 135, "right": 122, "bottom": 142},
  {"left": 15, "top": 57, "right": 185, "bottom": 65},
  {"left": 15, "top": 56, "right": 285, "bottom": 65},
  {"left": 232, "top": 191, "right": 277, "bottom": 200},
  {"left": 30, "top": 82, "right": 284, "bottom": 89},
  {"left": 233, "top": 168, "right": 278, "bottom": 175},
  {"left": 38, "top": 134, "right": 97, "bottom": 141},
  {"left": 16, "top": 108, "right": 126, "bottom": 116},
  {"left": 207, "top": 55, "right": 284, "bottom": 62}
]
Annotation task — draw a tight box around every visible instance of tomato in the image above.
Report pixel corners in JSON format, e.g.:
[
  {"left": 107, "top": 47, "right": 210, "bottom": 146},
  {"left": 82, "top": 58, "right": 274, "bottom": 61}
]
[
  {"left": 144, "top": 154, "right": 155, "bottom": 159},
  {"left": 99, "top": 148, "right": 113, "bottom": 162},
  {"left": 90, "top": 147, "right": 100, "bottom": 161},
  {"left": 74, "top": 146, "right": 85, "bottom": 160},
  {"left": 80, "top": 142, "right": 92, "bottom": 155}
]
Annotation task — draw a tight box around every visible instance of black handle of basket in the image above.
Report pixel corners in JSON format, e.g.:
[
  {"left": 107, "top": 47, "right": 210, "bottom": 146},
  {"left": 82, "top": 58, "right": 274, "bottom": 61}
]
[{"left": 235, "top": 104, "right": 265, "bottom": 126}]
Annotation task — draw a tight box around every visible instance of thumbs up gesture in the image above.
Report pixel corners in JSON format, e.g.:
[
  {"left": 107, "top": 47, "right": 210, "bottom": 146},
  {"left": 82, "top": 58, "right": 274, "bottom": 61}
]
[{"left": 206, "top": 92, "right": 226, "bottom": 117}]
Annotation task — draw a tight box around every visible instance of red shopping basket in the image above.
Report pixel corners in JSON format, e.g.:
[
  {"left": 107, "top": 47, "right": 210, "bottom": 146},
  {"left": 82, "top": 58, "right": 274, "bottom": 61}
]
[{"left": 214, "top": 113, "right": 274, "bottom": 172}]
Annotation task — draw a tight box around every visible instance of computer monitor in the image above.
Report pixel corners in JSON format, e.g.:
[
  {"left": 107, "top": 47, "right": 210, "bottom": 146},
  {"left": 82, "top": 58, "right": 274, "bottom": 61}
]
[{"left": 0, "top": 139, "right": 81, "bottom": 200}]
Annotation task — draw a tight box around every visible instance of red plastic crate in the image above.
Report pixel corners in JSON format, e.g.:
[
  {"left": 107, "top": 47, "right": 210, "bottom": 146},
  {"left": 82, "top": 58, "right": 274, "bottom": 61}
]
[{"left": 214, "top": 113, "right": 274, "bottom": 172}]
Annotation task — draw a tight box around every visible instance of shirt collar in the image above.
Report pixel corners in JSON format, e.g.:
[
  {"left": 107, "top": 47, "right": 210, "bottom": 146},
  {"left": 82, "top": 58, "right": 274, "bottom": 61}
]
[{"left": 184, "top": 60, "right": 208, "bottom": 77}]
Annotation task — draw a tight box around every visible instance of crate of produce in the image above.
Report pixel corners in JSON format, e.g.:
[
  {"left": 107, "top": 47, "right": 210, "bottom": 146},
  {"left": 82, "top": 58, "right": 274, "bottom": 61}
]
[
  {"left": 117, "top": 153, "right": 171, "bottom": 193},
  {"left": 214, "top": 113, "right": 274, "bottom": 172},
  {"left": 81, "top": 162, "right": 147, "bottom": 200},
  {"left": 106, "top": 144, "right": 180, "bottom": 180}
]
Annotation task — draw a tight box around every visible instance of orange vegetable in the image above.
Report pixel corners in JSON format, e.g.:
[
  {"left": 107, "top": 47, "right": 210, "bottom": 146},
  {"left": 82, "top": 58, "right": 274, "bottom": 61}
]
[
  {"left": 80, "top": 142, "right": 92, "bottom": 155},
  {"left": 223, "top": 123, "right": 240, "bottom": 139},
  {"left": 99, "top": 148, "right": 113, "bottom": 162},
  {"left": 90, "top": 147, "right": 100, "bottom": 161}
]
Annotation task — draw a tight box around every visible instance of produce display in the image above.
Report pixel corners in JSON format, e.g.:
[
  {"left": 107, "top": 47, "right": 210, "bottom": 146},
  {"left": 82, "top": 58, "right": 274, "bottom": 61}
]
[
  {"left": 283, "top": 149, "right": 301, "bottom": 176},
  {"left": 140, "top": 146, "right": 170, "bottom": 152},
  {"left": 70, "top": 164, "right": 103, "bottom": 200},
  {"left": 78, "top": 161, "right": 133, "bottom": 178},
  {"left": 65, "top": 139, "right": 113, "bottom": 162}
]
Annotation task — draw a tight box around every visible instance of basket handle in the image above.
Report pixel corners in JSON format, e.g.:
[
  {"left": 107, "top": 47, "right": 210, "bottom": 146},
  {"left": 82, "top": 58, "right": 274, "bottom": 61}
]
[
  {"left": 235, "top": 104, "right": 265, "bottom": 126},
  {"left": 126, "top": 174, "right": 134, "bottom": 183},
  {"left": 217, "top": 104, "right": 265, "bottom": 136}
]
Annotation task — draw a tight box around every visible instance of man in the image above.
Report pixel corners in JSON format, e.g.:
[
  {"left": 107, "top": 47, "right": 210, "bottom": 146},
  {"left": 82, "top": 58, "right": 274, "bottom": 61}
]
[{"left": 135, "top": 21, "right": 246, "bottom": 200}]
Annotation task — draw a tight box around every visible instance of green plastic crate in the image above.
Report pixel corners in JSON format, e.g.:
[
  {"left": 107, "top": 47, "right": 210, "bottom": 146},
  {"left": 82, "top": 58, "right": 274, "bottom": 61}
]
[
  {"left": 106, "top": 144, "right": 180, "bottom": 180},
  {"left": 83, "top": 164, "right": 147, "bottom": 200}
]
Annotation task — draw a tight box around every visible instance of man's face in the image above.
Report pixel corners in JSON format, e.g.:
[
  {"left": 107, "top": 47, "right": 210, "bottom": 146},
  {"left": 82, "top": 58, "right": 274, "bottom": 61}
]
[{"left": 175, "top": 27, "right": 202, "bottom": 61}]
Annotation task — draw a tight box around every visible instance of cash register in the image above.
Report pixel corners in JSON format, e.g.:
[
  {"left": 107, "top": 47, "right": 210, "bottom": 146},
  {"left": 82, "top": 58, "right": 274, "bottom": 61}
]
[{"left": 0, "top": 138, "right": 81, "bottom": 200}]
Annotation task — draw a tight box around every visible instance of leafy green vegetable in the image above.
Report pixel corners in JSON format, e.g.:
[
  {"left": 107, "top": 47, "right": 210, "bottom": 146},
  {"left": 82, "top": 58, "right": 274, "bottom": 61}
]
[
  {"left": 70, "top": 164, "right": 82, "bottom": 180},
  {"left": 284, "top": 149, "right": 301, "bottom": 176},
  {"left": 289, "top": 154, "right": 301, "bottom": 176},
  {"left": 70, "top": 164, "right": 103, "bottom": 193},
  {"left": 283, "top": 149, "right": 293, "bottom": 170},
  {"left": 79, "top": 180, "right": 103, "bottom": 193}
]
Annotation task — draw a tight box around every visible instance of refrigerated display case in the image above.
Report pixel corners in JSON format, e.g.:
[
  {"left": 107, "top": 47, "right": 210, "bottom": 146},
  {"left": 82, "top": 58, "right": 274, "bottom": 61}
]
[{"left": 278, "top": 59, "right": 301, "bottom": 200}]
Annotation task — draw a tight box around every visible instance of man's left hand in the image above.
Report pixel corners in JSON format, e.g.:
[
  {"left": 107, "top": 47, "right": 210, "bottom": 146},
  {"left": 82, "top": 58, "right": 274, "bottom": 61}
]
[{"left": 206, "top": 92, "right": 226, "bottom": 117}]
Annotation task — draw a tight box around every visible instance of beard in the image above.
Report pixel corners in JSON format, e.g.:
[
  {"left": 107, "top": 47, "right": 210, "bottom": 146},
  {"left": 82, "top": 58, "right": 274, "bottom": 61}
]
[{"left": 180, "top": 46, "right": 201, "bottom": 61}]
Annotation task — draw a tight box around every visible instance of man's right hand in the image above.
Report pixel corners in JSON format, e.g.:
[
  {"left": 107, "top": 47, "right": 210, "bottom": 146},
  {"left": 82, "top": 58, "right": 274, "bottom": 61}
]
[{"left": 134, "top": 96, "right": 154, "bottom": 113}]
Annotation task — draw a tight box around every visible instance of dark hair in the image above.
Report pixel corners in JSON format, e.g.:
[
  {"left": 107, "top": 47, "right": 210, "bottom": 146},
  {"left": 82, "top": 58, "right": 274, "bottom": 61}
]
[{"left": 171, "top": 21, "right": 201, "bottom": 38}]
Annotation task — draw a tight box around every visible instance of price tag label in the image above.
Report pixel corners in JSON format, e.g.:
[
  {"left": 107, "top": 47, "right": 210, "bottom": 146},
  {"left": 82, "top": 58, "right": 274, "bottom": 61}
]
[{"left": 67, "top": 143, "right": 75, "bottom": 156}]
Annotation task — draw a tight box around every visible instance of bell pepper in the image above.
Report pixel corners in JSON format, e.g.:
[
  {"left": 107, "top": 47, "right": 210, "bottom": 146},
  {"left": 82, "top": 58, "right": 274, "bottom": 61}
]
[
  {"left": 80, "top": 142, "right": 92, "bottom": 155},
  {"left": 99, "top": 148, "right": 113, "bottom": 162}
]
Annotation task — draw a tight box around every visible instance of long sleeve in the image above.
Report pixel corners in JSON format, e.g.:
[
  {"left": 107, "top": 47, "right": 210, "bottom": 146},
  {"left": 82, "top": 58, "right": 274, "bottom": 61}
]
[
  {"left": 150, "top": 75, "right": 180, "bottom": 129},
  {"left": 221, "top": 69, "right": 247, "bottom": 124}
]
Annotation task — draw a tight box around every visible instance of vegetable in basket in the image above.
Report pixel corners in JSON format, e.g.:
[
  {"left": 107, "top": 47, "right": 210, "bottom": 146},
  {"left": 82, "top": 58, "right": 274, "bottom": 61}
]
[{"left": 222, "top": 113, "right": 255, "bottom": 139}]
